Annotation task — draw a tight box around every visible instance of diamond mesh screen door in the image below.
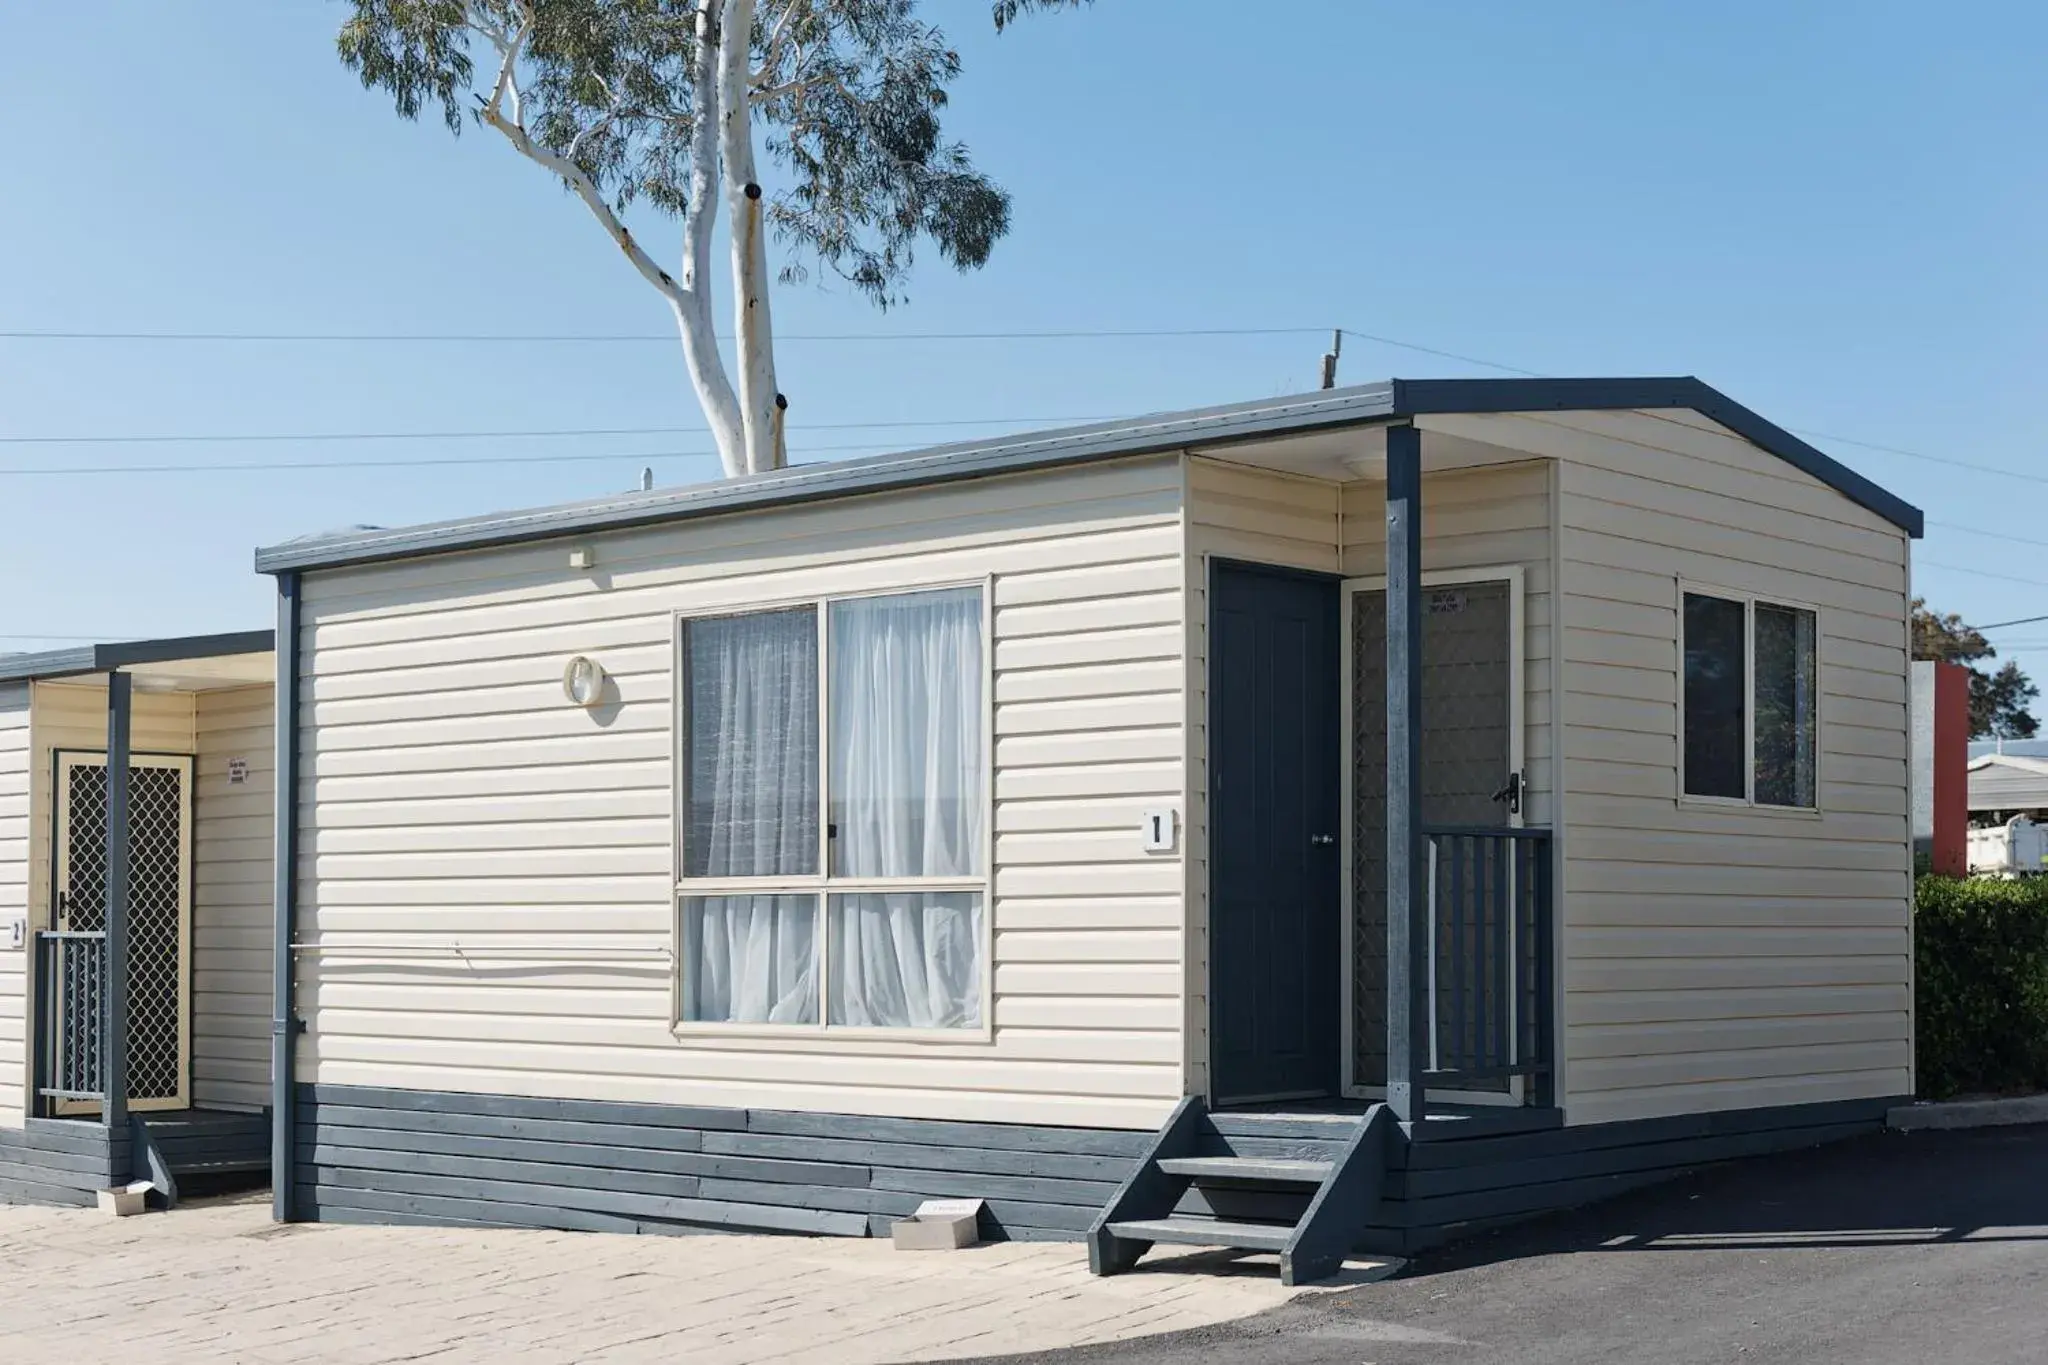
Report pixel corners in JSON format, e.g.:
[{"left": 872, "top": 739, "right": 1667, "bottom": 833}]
[
  {"left": 54, "top": 751, "right": 194, "bottom": 1112},
  {"left": 1345, "top": 571, "right": 1523, "bottom": 1094}
]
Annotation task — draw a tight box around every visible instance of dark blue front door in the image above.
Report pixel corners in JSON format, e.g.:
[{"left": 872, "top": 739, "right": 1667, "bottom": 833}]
[{"left": 1210, "top": 562, "right": 1341, "bottom": 1104}]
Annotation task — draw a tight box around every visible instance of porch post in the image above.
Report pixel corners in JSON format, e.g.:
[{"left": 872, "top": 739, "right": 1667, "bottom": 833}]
[
  {"left": 102, "top": 670, "right": 132, "bottom": 1135},
  {"left": 1384, "top": 424, "right": 1427, "bottom": 1124}
]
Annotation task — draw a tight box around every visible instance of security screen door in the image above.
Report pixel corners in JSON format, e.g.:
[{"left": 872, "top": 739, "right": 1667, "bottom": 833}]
[
  {"left": 53, "top": 751, "right": 194, "bottom": 1113},
  {"left": 1346, "top": 571, "right": 1523, "bottom": 1095}
]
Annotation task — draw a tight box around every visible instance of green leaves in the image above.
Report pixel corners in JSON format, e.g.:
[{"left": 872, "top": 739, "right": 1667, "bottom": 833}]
[
  {"left": 990, "top": 0, "right": 1092, "bottom": 33},
  {"left": 337, "top": 0, "right": 478, "bottom": 135},
  {"left": 1912, "top": 597, "right": 2042, "bottom": 739},
  {"left": 336, "top": 1, "right": 1087, "bottom": 306},
  {"left": 1915, "top": 873, "right": 2048, "bottom": 1098}
]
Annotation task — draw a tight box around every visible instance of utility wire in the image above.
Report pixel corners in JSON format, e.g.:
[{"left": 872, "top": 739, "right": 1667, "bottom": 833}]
[
  {"left": 0, "top": 325, "right": 1327, "bottom": 344},
  {"left": 0, "top": 440, "right": 905, "bottom": 477},
  {"left": 0, "top": 321, "right": 2036, "bottom": 491},
  {"left": 0, "top": 415, "right": 1120, "bottom": 447},
  {"left": 1918, "top": 559, "right": 2048, "bottom": 592}
]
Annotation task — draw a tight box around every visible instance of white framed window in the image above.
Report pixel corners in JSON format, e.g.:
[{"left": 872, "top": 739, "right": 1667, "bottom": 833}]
[
  {"left": 673, "top": 583, "right": 991, "bottom": 1034},
  {"left": 1680, "top": 587, "right": 1820, "bottom": 809}
]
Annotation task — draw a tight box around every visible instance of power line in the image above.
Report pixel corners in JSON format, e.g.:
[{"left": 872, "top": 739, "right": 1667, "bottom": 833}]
[
  {"left": 1333, "top": 327, "right": 1544, "bottom": 378},
  {"left": 1925, "top": 520, "right": 2048, "bottom": 550},
  {"left": 1968, "top": 613, "right": 2048, "bottom": 633},
  {"left": 0, "top": 318, "right": 2037, "bottom": 494},
  {"left": 1917, "top": 559, "right": 2048, "bottom": 592},
  {"left": 0, "top": 325, "right": 1326, "bottom": 344},
  {"left": 0, "top": 441, "right": 903, "bottom": 477},
  {"left": 0, "top": 415, "right": 1120, "bottom": 447}
]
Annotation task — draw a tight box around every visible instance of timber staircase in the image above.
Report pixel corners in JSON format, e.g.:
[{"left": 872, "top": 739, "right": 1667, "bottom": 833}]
[{"left": 1087, "top": 1097, "right": 1393, "bottom": 1285}]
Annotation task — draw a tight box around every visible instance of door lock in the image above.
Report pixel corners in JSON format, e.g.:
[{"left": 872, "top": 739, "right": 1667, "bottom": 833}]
[{"left": 1490, "top": 771, "right": 1523, "bottom": 817}]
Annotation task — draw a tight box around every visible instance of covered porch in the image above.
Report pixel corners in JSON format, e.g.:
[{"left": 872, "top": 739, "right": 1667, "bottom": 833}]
[
  {"left": 1192, "top": 417, "right": 1561, "bottom": 1124},
  {"left": 1, "top": 631, "right": 276, "bottom": 1206},
  {"left": 1098, "top": 409, "right": 1569, "bottom": 1284}
]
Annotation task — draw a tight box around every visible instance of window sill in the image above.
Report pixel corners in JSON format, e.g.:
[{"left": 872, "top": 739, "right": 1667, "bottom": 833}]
[
  {"left": 669, "top": 1022, "right": 997, "bottom": 1047},
  {"left": 1676, "top": 794, "right": 1824, "bottom": 820}
]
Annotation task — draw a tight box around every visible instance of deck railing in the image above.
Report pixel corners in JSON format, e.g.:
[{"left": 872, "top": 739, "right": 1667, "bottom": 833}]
[
  {"left": 1420, "top": 826, "right": 1554, "bottom": 1106},
  {"left": 33, "top": 930, "right": 108, "bottom": 1107}
]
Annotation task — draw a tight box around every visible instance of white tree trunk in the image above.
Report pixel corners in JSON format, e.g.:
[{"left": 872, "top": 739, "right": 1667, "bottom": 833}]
[
  {"left": 718, "top": 0, "right": 785, "bottom": 474},
  {"left": 480, "top": 5, "right": 748, "bottom": 478},
  {"left": 678, "top": 0, "right": 746, "bottom": 477}
]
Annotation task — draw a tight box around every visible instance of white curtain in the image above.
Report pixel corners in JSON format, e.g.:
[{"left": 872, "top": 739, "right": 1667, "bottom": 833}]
[
  {"left": 827, "top": 588, "right": 985, "bottom": 1027},
  {"left": 829, "top": 893, "right": 983, "bottom": 1028},
  {"left": 684, "top": 608, "right": 818, "bottom": 878},
  {"left": 681, "top": 608, "right": 820, "bottom": 1024},
  {"left": 684, "top": 895, "right": 817, "bottom": 1024}
]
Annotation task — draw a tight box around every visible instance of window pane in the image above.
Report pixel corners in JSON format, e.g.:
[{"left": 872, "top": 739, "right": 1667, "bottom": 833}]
[
  {"left": 1683, "top": 593, "right": 1746, "bottom": 799},
  {"left": 829, "top": 588, "right": 985, "bottom": 877},
  {"left": 1754, "top": 603, "right": 1818, "bottom": 807},
  {"left": 828, "top": 892, "right": 983, "bottom": 1028},
  {"left": 682, "top": 895, "right": 817, "bottom": 1023},
  {"left": 681, "top": 608, "right": 819, "bottom": 877}
]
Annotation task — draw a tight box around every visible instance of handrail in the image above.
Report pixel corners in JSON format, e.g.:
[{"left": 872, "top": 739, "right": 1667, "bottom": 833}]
[
  {"left": 1419, "top": 825, "right": 1555, "bottom": 1107},
  {"left": 33, "top": 930, "right": 108, "bottom": 1107}
]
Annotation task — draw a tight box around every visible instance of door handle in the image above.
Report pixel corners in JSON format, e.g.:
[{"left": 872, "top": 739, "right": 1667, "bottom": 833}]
[
  {"left": 1490, "top": 771, "right": 1523, "bottom": 817},
  {"left": 1310, "top": 833, "right": 1337, "bottom": 846}
]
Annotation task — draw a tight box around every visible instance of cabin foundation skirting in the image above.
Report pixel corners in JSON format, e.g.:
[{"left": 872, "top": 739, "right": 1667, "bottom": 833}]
[
  {"left": 1383, "top": 1096, "right": 1905, "bottom": 1253},
  {"left": 0, "top": 1121, "right": 132, "bottom": 1207},
  {"left": 293, "top": 1084, "right": 1153, "bottom": 1241},
  {"left": 293, "top": 1084, "right": 1904, "bottom": 1249}
]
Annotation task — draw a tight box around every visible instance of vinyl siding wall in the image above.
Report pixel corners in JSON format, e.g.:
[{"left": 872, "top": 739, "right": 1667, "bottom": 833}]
[
  {"left": 1181, "top": 456, "right": 1555, "bottom": 1093},
  {"left": 192, "top": 685, "right": 275, "bottom": 1111},
  {"left": 1420, "top": 408, "right": 1914, "bottom": 1126},
  {"left": 293, "top": 456, "right": 1188, "bottom": 1131},
  {"left": 0, "top": 685, "right": 29, "bottom": 1128}
]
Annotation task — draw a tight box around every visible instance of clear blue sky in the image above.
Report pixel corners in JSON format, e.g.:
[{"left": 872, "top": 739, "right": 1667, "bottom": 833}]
[{"left": 3, "top": 3, "right": 2045, "bottom": 676}]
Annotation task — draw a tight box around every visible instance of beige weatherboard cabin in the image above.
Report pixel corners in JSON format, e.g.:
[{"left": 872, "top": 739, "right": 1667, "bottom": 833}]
[
  {"left": 0, "top": 633, "right": 275, "bottom": 1207},
  {"left": 255, "top": 377, "right": 1920, "bottom": 1283}
]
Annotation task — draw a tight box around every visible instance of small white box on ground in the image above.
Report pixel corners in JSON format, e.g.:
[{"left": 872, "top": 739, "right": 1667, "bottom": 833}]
[
  {"left": 891, "top": 1198, "right": 983, "bottom": 1250},
  {"left": 97, "top": 1181, "right": 152, "bottom": 1218}
]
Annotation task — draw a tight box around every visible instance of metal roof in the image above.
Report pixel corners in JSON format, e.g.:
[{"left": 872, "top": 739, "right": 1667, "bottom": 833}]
[
  {"left": 0, "top": 630, "right": 276, "bottom": 685},
  {"left": 254, "top": 376, "right": 1924, "bottom": 576}
]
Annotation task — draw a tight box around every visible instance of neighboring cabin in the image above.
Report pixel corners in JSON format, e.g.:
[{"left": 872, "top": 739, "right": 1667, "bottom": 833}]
[{"left": 0, "top": 635, "right": 275, "bottom": 1204}]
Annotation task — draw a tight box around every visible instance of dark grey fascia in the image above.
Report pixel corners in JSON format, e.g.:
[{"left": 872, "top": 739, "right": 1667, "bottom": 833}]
[
  {"left": 0, "top": 630, "right": 276, "bottom": 685},
  {"left": 1388, "top": 377, "right": 1924, "bottom": 538},
  {"left": 252, "top": 376, "right": 1922, "bottom": 576},
  {"left": 251, "top": 383, "right": 1405, "bottom": 575}
]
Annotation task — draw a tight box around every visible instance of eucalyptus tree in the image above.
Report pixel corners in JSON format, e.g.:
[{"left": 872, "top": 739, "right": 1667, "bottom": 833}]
[{"left": 339, "top": 0, "right": 1086, "bottom": 476}]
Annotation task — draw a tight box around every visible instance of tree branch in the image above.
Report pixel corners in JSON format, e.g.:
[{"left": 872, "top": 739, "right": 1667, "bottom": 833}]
[
  {"left": 474, "top": 2, "right": 530, "bottom": 129},
  {"left": 753, "top": 0, "right": 805, "bottom": 87}
]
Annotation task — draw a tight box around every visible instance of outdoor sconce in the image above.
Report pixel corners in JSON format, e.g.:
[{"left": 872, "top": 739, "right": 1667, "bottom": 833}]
[{"left": 562, "top": 655, "right": 608, "bottom": 707}]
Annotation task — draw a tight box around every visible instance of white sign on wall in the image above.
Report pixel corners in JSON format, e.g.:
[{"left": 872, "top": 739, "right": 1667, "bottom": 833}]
[
  {"left": 1141, "top": 807, "right": 1178, "bottom": 854},
  {"left": 227, "top": 757, "right": 250, "bottom": 785}
]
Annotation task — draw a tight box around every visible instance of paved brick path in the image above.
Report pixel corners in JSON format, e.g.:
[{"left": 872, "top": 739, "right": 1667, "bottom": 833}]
[{"left": 0, "top": 1194, "right": 1373, "bottom": 1363}]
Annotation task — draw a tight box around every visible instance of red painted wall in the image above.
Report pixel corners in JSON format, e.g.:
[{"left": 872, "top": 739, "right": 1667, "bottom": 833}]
[{"left": 1931, "top": 661, "right": 1969, "bottom": 878}]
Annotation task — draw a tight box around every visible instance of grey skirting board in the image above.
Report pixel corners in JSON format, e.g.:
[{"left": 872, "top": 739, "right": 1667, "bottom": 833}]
[{"left": 293, "top": 1083, "right": 1151, "bottom": 1242}]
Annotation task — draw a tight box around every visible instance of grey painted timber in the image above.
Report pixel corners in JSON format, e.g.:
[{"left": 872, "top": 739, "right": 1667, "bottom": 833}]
[
  {"left": 0, "top": 1120, "right": 128, "bottom": 1206},
  {"left": 291, "top": 1084, "right": 1904, "bottom": 1254},
  {"left": 297, "top": 1083, "right": 1147, "bottom": 1243}
]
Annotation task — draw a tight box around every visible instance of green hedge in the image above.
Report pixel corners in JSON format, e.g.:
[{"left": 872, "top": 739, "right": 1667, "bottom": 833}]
[{"left": 1915, "top": 874, "right": 2048, "bottom": 1098}]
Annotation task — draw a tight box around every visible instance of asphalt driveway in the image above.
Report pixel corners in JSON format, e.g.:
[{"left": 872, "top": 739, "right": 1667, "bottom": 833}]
[{"left": 981, "top": 1124, "right": 2048, "bottom": 1365}]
